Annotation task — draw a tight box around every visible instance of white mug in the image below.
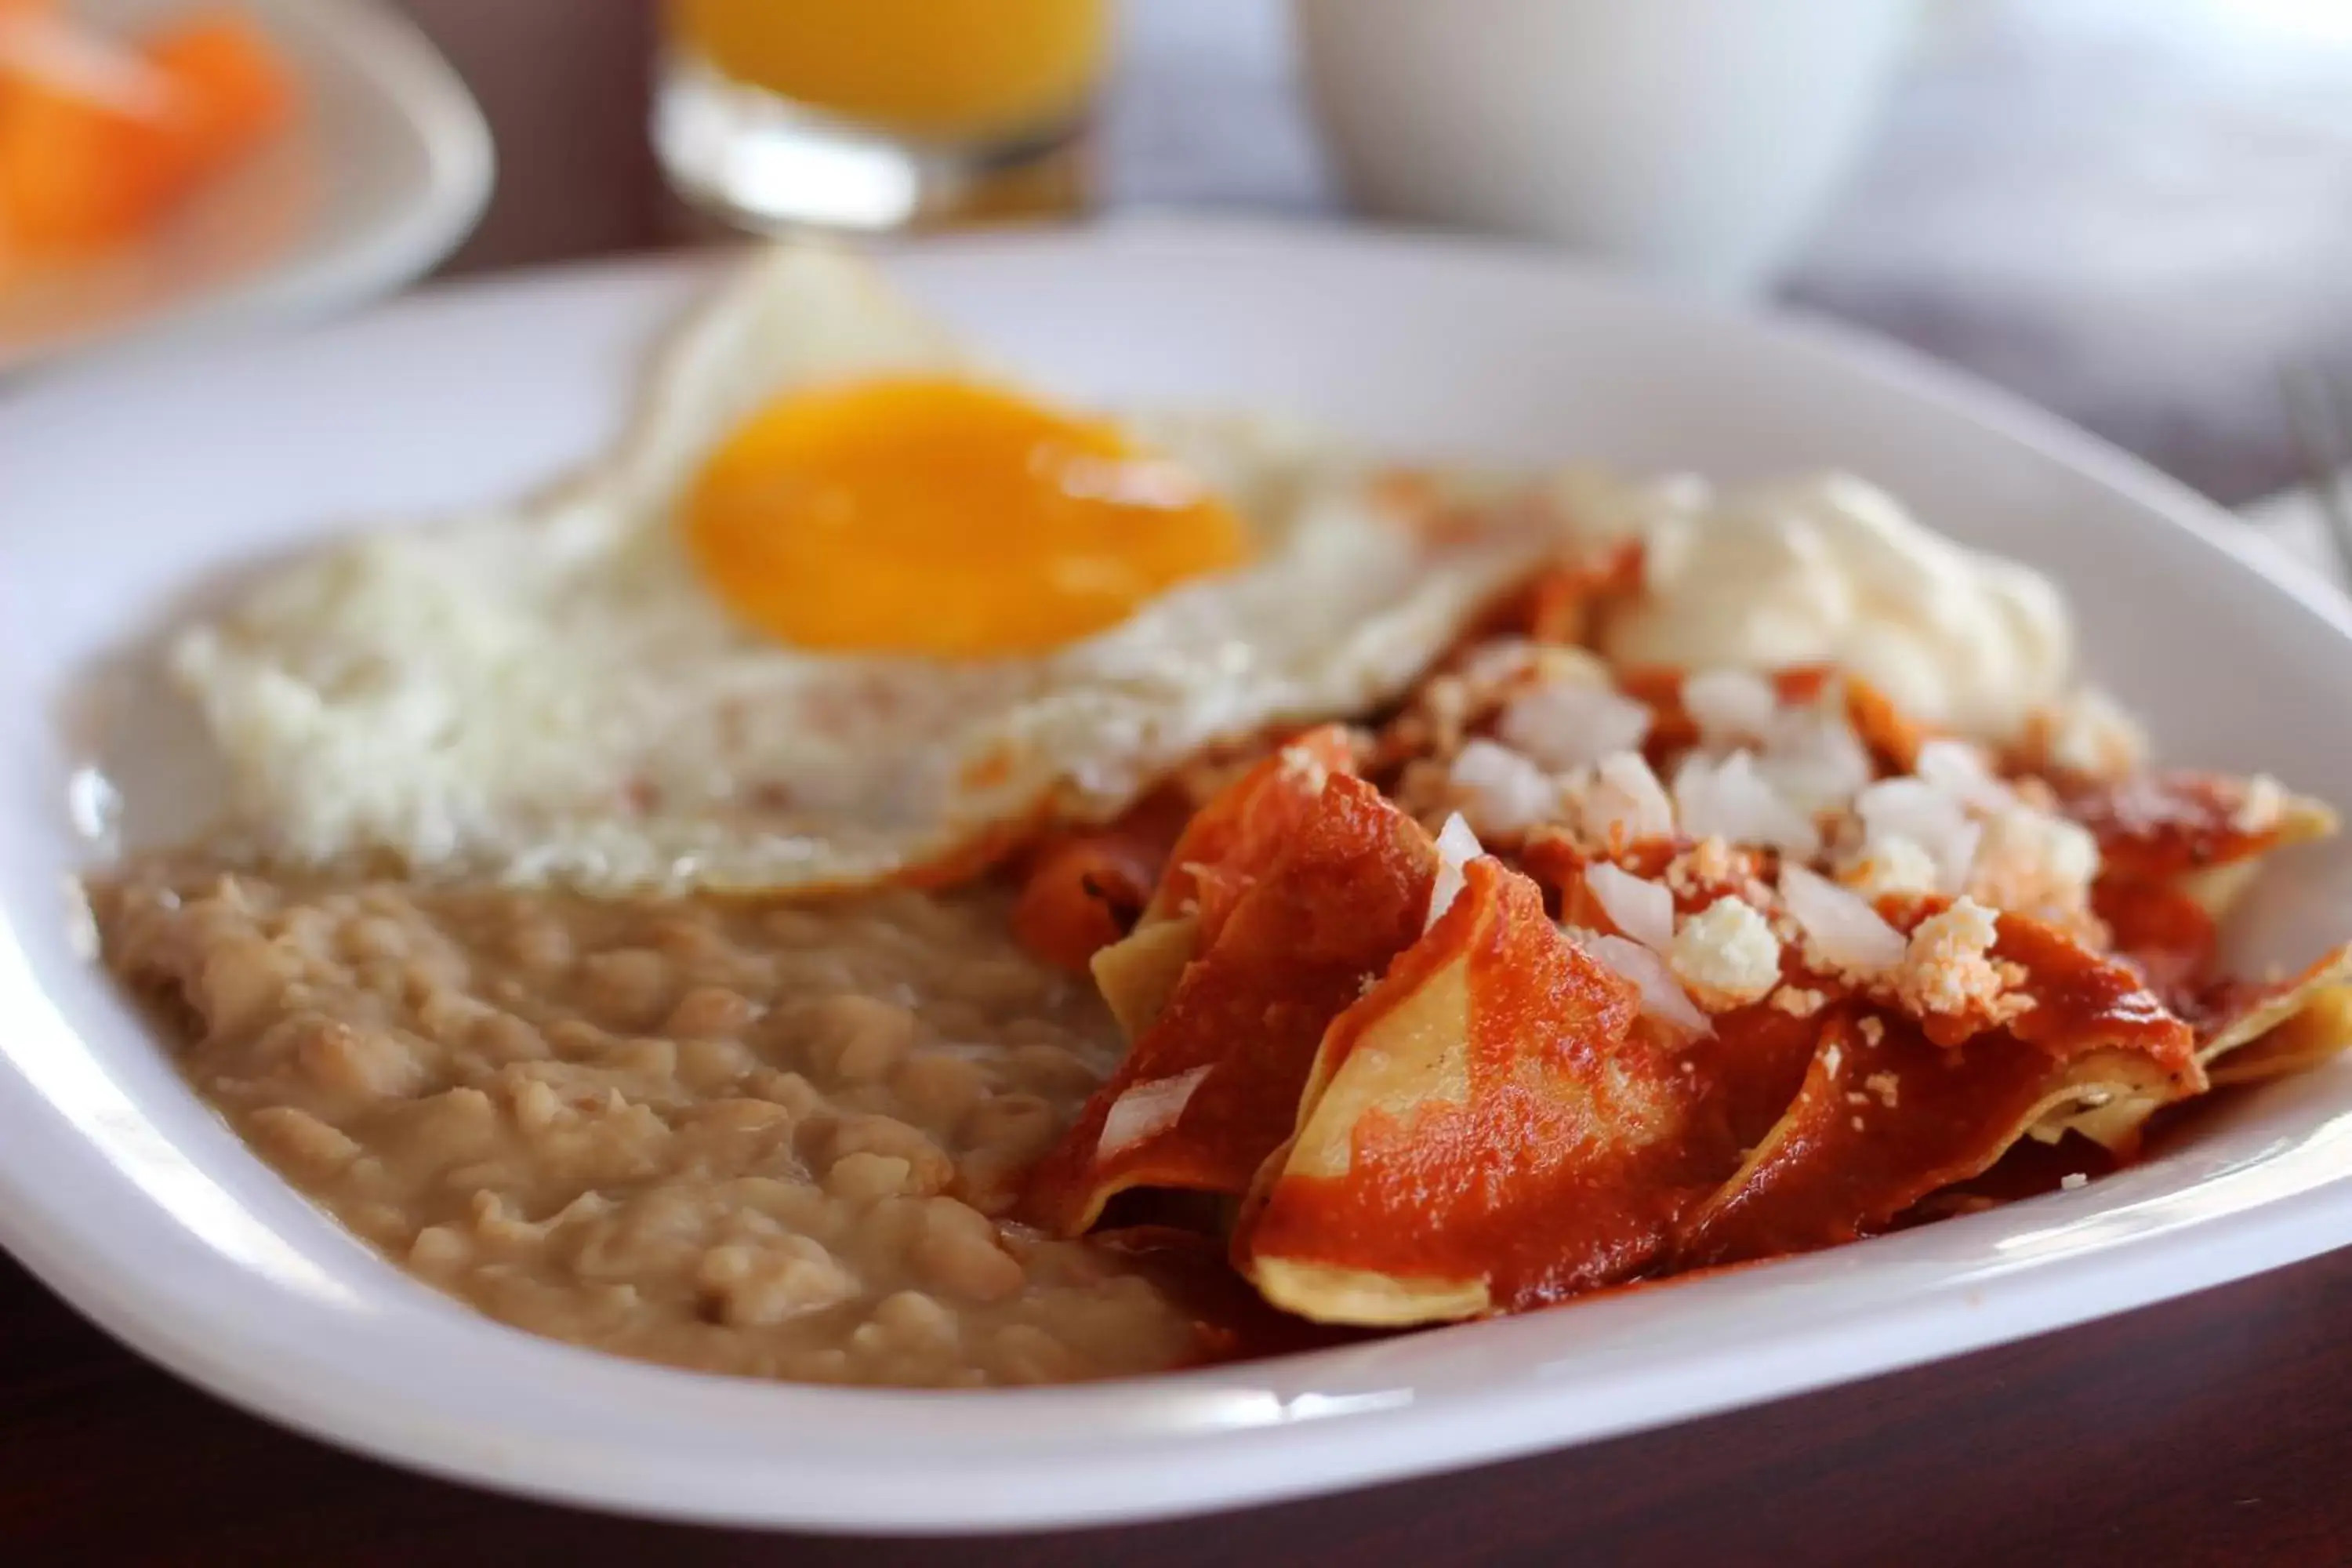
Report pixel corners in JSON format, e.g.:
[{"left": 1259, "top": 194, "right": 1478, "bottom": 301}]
[{"left": 1292, "top": 0, "right": 1924, "bottom": 296}]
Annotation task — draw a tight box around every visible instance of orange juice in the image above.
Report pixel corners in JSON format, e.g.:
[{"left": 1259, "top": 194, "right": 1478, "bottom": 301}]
[{"left": 670, "top": 0, "right": 1109, "bottom": 140}]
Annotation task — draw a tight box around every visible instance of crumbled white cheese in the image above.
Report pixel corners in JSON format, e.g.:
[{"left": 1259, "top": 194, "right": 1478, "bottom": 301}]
[
  {"left": 1966, "top": 804, "right": 2100, "bottom": 920},
  {"left": 1892, "top": 896, "right": 2016, "bottom": 1020},
  {"left": 1838, "top": 834, "right": 1944, "bottom": 902},
  {"left": 1665, "top": 835, "right": 1739, "bottom": 898},
  {"left": 1769, "top": 985, "right": 1827, "bottom": 1018},
  {"left": 1668, "top": 896, "right": 1784, "bottom": 1010}
]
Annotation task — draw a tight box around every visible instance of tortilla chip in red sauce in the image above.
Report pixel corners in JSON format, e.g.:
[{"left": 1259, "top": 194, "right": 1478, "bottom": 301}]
[
  {"left": 2093, "top": 876, "right": 2218, "bottom": 1010},
  {"left": 2194, "top": 944, "right": 2352, "bottom": 1071},
  {"left": 1842, "top": 672, "right": 1930, "bottom": 775},
  {"left": 1687, "top": 999, "right": 1833, "bottom": 1157},
  {"left": 1147, "top": 724, "right": 1359, "bottom": 935},
  {"left": 1008, "top": 793, "right": 1192, "bottom": 972},
  {"left": 1679, "top": 914, "right": 2196, "bottom": 1266},
  {"left": 1237, "top": 860, "right": 1725, "bottom": 1320},
  {"left": 1526, "top": 834, "right": 1815, "bottom": 1156},
  {"left": 1020, "top": 771, "right": 1436, "bottom": 1237},
  {"left": 2065, "top": 771, "right": 2289, "bottom": 881},
  {"left": 2204, "top": 979, "right": 2352, "bottom": 1087},
  {"left": 1987, "top": 912, "right": 2199, "bottom": 1069}
]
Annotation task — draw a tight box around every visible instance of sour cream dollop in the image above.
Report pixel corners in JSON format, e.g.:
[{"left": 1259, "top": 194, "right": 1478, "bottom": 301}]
[{"left": 1578, "top": 472, "right": 2071, "bottom": 740}]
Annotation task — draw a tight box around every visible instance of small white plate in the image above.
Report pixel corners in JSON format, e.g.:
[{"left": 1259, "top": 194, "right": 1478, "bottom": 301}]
[
  {"left": 5, "top": 220, "right": 2352, "bottom": 1534},
  {"left": 0, "top": 0, "right": 491, "bottom": 376}
]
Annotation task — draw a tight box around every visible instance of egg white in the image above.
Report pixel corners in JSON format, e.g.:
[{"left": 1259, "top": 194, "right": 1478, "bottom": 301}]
[{"left": 171, "top": 245, "right": 1555, "bottom": 895}]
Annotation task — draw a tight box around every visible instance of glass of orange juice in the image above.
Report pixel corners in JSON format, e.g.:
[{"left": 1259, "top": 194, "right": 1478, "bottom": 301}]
[{"left": 655, "top": 0, "right": 1111, "bottom": 234}]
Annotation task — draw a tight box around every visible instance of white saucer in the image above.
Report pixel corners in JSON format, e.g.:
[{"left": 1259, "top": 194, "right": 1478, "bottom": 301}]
[{"left": 0, "top": 0, "right": 492, "bottom": 376}]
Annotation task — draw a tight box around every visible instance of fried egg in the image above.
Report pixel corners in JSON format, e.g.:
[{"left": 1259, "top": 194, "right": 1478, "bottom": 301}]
[{"left": 170, "top": 245, "right": 1555, "bottom": 895}]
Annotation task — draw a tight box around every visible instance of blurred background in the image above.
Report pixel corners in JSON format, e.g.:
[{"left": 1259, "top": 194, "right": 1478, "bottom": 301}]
[{"left": 6, "top": 0, "right": 2352, "bottom": 514}]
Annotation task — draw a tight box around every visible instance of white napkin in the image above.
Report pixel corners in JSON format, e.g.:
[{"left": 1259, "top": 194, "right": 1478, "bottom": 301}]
[{"left": 2236, "top": 482, "right": 2349, "bottom": 593}]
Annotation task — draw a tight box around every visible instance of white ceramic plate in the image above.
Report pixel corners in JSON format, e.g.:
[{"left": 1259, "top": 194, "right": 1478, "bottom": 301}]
[
  {"left": 5, "top": 219, "right": 2352, "bottom": 1534},
  {"left": 0, "top": 0, "right": 491, "bottom": 376}
]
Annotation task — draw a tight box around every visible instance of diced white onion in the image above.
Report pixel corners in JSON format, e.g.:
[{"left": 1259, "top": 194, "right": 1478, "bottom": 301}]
[
  {"left": 1579, "top": 928, "right": 1713, "bottom": 1036},
  {"left": 1577, "top": 750, "right": 1676, "bottom": 845},
  {"left": 1673, "top": 750, "right": 1820, "bottom": 858},
  {"left": 1584, "top": 861, "right": 1675, "bottom": 952},
  {"left": 2017, "top": 806, "right": 2098, "bottom": 887},
  {"left": 1448, "top": 739, "right": 1560, "bottom": 837},
  {"left": 1779, "top": 863, "right": 1907, "bottom": 975},
  {"left": 1499, "top": 677, "right": 1652, "bottom": 773},
  {"left": 1934, "top": 821, "right": 1985, "bottom": 895},
  {"left": 1915, "top": 739, "right": 2010, "bottom": 811},
  {"left": 1856, "top": 776, "right": 1967, "bottom": 848},
  {"left": 1854, "top": 776, "right": 1980, "bottom": 892},
  {"left": 1097, "top": 1065, "right": 1213, "bottom": 1158},
  {"left": 1428, "top": 811, "right": 1483, "bottom": 931},
  {"left": 1682, "top": 669, "right": 1777, "bottom": 744},
  {"left": 1755, "top": 704, "right": 1875, "bottom": 815}
]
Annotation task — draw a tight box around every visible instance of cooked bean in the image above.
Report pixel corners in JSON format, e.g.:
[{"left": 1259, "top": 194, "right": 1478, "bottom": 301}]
[
  {"left": 799, "top": 994, "right": 917, "bottom": 1083},
  {"left": 94, "top": 867, "right": 1200, "bottom": 1388}
]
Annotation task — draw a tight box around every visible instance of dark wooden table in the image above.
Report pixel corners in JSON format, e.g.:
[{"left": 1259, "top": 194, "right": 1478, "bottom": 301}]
[{"left": 13, "top": 2, "right": 2352, "bottom": 1562}]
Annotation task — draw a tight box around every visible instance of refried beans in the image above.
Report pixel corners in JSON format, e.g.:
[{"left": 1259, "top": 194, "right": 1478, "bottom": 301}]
[{"left": 92, "top": 865, "right": 1205, "bottom": 1387}]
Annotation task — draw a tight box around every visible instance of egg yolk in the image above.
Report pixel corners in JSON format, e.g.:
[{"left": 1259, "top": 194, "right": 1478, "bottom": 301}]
[{"left": 684, "top": 376, "right": 1250, "bottom": 657}]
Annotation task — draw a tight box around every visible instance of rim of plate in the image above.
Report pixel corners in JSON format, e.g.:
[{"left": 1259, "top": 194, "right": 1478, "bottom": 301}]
[{"left": 0, "top": 0, "right": 494, "bottom": 378}]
